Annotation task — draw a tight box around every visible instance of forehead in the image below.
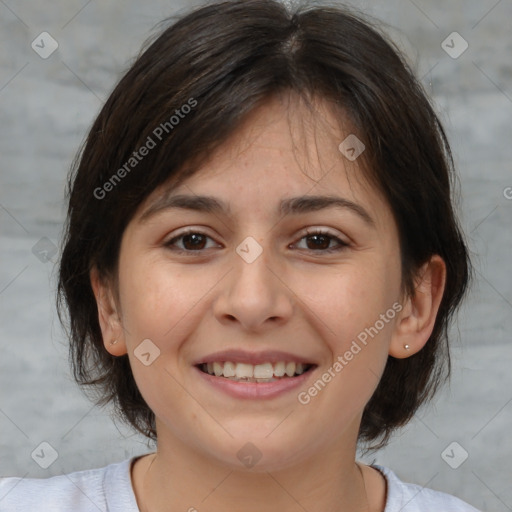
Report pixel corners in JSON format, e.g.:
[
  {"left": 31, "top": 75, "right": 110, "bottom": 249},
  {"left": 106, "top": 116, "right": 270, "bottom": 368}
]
[
  {"left": 190, "top": 93, "right": 359, "bottom": 185},
  {"left": 137, "top": 93, "right": 393, "bottom": 229}
]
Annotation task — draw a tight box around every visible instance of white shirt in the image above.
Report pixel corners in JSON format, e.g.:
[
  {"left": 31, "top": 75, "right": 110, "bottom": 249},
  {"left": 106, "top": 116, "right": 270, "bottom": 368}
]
[{"left": 0, "top": 457, "right": 481, "bottom": 511}]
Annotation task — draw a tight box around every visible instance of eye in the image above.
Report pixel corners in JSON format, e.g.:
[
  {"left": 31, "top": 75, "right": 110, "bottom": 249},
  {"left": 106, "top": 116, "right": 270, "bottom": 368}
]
[
  {"left": 164, "top": 229, "right": 219, "bottom": 253},
  {"left": 164, "top": 228, "right": 349, "bottom": 255},
  {"left": 293, "top": 229, "right": 349, "bottom": 253}
]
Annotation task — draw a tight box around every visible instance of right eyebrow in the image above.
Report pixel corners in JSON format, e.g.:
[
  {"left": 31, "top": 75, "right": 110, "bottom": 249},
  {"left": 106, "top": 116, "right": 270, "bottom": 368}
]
[{"left": 139, "top": 194, "right": 231, "bottom": 224}]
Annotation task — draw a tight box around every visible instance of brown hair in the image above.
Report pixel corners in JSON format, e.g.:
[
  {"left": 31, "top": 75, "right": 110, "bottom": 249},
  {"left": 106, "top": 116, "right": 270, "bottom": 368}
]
[{"left": 57, "top": 0, "right": 471, "bottom": 450}]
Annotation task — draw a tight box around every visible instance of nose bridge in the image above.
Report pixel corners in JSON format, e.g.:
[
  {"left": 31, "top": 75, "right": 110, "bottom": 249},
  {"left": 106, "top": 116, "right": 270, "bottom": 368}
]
[
  {"left": 215, "top": 234, "right": 293, "bottom": 329},
  {"left": 233, "top": 234, "right": 277, "bottom": 303}
]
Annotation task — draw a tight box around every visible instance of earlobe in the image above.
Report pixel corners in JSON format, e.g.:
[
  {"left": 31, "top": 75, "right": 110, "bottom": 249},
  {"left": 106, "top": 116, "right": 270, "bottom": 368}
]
[
  {"left": 90, "top": 267, "right": 127, "bottom": 356},
  {"left": 389, "top": 255, "right": 446, "bottom": 359}
]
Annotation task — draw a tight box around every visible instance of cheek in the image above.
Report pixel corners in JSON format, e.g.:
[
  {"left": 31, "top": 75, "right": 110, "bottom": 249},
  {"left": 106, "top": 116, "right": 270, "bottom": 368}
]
[
  {"left": 295, "top": 261, "right": 399, "bottom": 345},
  {"left": 291, "top": 260, "right": 400, "bottom": 411},
  {"left": 117, "top": 259, "right": 201, "bottom": 420},
  {"left": 118, "top": 256, "right": 221, "bottom": 342}
]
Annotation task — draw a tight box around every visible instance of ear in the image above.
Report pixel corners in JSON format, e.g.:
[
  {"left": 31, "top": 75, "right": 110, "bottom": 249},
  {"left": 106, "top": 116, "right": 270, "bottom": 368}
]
[
  {"left": 389, "top": 255, "right": 446, "bottom": 359},
  {"left": 90, "top": 266, "right": 127, "bottom": 356}
]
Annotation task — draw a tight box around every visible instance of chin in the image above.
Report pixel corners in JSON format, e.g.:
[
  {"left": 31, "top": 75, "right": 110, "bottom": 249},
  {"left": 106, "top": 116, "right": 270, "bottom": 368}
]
[{"left": 203, "top": 431, "right": 311, "bottom": 474}]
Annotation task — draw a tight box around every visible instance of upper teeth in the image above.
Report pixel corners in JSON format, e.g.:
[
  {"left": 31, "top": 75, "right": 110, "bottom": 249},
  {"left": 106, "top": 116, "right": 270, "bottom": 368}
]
[{"left": 203, "top": 361, "right": 308, "bottom": 379}]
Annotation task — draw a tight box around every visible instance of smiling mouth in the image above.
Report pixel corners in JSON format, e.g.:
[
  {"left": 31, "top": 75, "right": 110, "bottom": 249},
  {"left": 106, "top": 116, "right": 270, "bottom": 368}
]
[{"left": 197, "top": 361, "right": 316, "bottom": 382}]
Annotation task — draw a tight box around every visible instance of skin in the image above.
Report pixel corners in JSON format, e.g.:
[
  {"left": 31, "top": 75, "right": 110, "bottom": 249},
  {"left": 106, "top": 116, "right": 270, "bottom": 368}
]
[{"left": 91, "top": 92, "right": 446, "bottom": 512}]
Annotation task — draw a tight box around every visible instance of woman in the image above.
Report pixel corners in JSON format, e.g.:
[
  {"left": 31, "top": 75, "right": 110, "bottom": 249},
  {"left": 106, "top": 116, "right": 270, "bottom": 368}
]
[{"left": 0, "top": 1, "right": 479, "bottom": 510}]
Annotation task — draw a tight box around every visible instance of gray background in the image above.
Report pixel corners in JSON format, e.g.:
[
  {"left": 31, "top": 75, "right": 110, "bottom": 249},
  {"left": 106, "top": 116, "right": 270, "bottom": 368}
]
[{"left": 0, "top": 0, "right": 511, "bottom": 510}]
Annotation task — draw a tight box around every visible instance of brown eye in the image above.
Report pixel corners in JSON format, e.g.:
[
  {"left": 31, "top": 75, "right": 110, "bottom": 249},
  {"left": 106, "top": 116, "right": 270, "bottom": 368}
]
[
  {"left": 294, "top": 230, "right": 349, "bottom": 253},
  {"left": 165, "top": 230, "right": 218, "bottom": 253},
  {"left": 305, "top": 233, "right": 331, "bottom": 250},
  {"left": 165, "top": 229, "right": 348, "bottom": 255},
  {"left": 180, "top": 233, "right": 207, "bottom": 250}
]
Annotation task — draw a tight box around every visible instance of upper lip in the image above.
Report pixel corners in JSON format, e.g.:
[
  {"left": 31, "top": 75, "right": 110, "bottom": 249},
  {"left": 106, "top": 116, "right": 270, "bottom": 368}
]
[{"left": 193, "top": 349, "right": 317, "bottom": 366}]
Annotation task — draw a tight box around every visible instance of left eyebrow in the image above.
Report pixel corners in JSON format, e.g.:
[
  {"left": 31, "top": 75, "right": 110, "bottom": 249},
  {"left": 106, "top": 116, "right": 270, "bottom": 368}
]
[
  {"left": 138, "top": 193, "right": 375, "bottom": 228},
  {"left": 279, "top": 195, "right": 375, "bottom": 228}
]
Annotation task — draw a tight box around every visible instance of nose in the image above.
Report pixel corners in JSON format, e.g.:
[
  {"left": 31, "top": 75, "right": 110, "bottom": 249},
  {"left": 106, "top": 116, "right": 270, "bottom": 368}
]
[{"left": 213, "top": 239, "right": 294, "bottom": 332}]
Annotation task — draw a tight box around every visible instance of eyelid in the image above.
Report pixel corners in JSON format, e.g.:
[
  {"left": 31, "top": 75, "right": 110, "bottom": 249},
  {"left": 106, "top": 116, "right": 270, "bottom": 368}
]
[
  {"left": 300, "top": 227, "right": 349, "bottom": 243},
  {"left": 293, "top": 227, "right": 350, "bottom": 252},
  {"left": 165, "top": 227, "right": 220, "bottom": 249},
  {"left": 164, "top": 226, "right": 350, "bottom": 255}
]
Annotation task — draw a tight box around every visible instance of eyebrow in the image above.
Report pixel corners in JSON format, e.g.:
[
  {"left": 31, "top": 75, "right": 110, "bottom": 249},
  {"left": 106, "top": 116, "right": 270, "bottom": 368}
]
[{"left": 139, "top": 193, "right": 375, "bottom": 227}]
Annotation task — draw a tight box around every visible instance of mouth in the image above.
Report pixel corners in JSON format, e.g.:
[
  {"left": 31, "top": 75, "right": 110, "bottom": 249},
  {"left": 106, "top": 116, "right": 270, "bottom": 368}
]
[{"left": 196, "top": 361, "right": 317, "bottom": 383}]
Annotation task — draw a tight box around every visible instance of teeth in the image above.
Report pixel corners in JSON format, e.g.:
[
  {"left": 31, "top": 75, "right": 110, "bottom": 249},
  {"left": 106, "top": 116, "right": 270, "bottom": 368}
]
[
  {"left": 236, "top": 363, "right": 253, "bottom": 379},
  {"left": 253, "top": 363, "right": 273, "bottom": 379},
  {"left": 213, "top": 362, "right": 223, "bottom": 377},
  {"left": 223, "top": 361, "right": 236, "bottom": 378},
  {"left": 274, "top": 361, "right": 286, "bottom": 377},
  {"left": 201, "top": 361, "right": 311, "bottom": 379},
  {"left": 285, "top": 362, "right": 296, "bottom": 377}
]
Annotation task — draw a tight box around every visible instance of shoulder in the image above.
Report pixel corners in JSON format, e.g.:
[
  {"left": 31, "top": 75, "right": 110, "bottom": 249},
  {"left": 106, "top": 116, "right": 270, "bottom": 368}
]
[
  {"left": 0, "top": 457, "right": 139, "bottom": 512},
  {"left": 374, "top": 465, "right": 482, "bottom": 512}
]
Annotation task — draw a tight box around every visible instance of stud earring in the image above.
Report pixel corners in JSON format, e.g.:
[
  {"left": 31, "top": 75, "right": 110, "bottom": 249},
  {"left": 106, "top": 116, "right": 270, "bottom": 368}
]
[
  {"left": 110, "top": 339, "right": 119, "bottom": 346},
  {"left": 404, "top": 344, "right": 410, "bottom": 350}
]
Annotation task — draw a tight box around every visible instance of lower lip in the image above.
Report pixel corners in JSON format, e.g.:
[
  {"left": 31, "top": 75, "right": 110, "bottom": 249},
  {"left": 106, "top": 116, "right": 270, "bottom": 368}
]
[{"left": 193, "top": 365, "right": 315, "bottom": 399}]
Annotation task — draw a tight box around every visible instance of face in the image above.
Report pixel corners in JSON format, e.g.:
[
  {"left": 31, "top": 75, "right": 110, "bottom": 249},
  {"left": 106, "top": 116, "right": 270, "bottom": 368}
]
[{"left": 99, "top": 94, "right": 406, "bottom": 471}]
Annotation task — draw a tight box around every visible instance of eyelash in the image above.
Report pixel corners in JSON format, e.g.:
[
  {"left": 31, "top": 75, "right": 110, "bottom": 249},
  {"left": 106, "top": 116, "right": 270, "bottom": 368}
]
[{"left": 164, "top": 228, "right": 349, "bottom": 255}]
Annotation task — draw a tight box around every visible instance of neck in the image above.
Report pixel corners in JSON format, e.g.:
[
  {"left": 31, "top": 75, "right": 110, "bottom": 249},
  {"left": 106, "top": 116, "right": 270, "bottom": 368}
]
[{"left": 134, "top": 426, "right": 373, "bottom": 512}]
